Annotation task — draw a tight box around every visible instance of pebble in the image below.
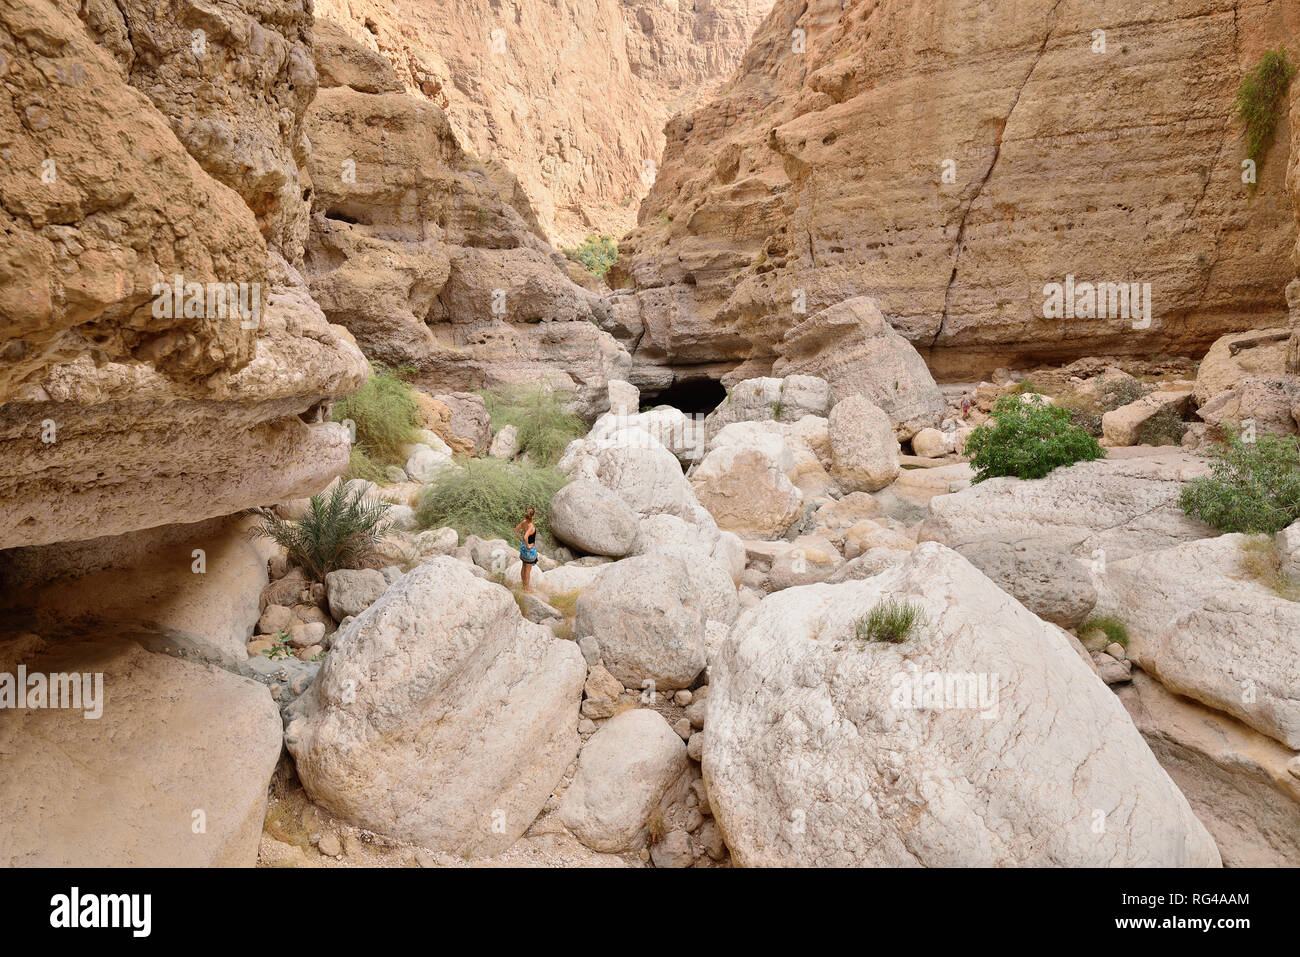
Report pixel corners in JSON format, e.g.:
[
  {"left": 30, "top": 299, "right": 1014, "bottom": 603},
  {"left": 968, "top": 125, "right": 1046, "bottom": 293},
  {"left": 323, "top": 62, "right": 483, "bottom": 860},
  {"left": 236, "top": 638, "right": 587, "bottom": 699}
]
[
  {"left": 687, "top": 731, "right": 704, "bottom": 762},
  {"left": 316, "top": 832, "right": 342, "bottom": 857},
  {"left": 650, "top": 830, "right": 693, "bottom": 868},
  {"left": 673, "top": 717, "right": 692, "bottom": 740},
  {"left": 673, "top": 690, "right": 693, "bottom": 707},
  {"left": 577, "top": 718, "right": 597, "bottom": 735}
]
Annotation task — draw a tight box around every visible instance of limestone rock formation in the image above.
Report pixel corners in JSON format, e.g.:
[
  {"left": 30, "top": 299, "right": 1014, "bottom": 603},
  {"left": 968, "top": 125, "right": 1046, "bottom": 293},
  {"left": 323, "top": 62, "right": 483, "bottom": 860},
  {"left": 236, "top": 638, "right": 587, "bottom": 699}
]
[
  {"left": 0, "top": 634, "right": 282, "bottom": 867},
  {"left": 919, "top": 450, "right": 1215, "bottom": 562},
  {"left": 613, "top": 0, "right": 1299, "bottom": 383},
  {"left": 313, "top": 0, "right": 774, "bottom": 245},
  {"left": 1096, "top": 534, "right": 1300, "bottom": 750},
  {"left": 286, "top": 559, "right": 586, "bottom": 857},
  {"left": 574, "top": 551, "right": 739, "bottom": 690},
  {"left": 559, "top": 709, "right": 691, "bottom": 853},
  {"left": 0, "top": 0, "right": 368, "bottom": 549},
  {"left": 303, "top": 24, "right": 630, "bottom": 417},
  {"left": 704, "top": 543, "right": 1221, "bottom": 867},
  {"left": 1119, "top": 670, "right": 1300, "bottom": 868}
]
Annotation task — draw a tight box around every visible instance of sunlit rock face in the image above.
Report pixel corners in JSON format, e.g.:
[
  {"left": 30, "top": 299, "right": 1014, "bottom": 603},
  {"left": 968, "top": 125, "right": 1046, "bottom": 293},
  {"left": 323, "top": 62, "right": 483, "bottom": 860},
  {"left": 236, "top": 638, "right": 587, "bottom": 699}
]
[{"left": 612, "top": 0, "right": 1299, "bottom": 384}]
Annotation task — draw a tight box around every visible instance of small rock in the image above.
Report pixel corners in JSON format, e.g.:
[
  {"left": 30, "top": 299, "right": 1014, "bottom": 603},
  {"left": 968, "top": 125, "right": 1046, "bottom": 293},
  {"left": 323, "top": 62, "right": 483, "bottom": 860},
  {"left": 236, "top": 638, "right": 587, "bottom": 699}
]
[
  {"left": 247, "top": 637, "right": 273, "bottom": 658},
  {"left": 673, "top": 717, "right": 692, "bottom": 740},
  {"left": 699, "top": 820, "right": 726, "bottom": 860},
  {"left": 684, "top": 808, "right": 704, "bottom": 832},
  {"left": 673, "top": 690, "right": 693, "bottom": 707},
  {"left": 577, "top": 718, "right": 597, "bottom": 735},
  {"left": 1105, "top": 642, "right": 1126, "bottom": 661},
  {"left": 257, "top": 604, "right": 292, "bottom": 636},
  {"left": 342, "top": 831, "right": 366, "bottom": 857},
  {"left": 316, "top": 832, "right": 342, "bottom": 857},
  {"left": 296, "top": 644, "right": 323, "bottom": 662},
  {"left": 288, "top": 621, "right": 326, "bottom": 649},
  {"left": 650, "top": 830, "right": 693, "bottom": 868},
  {"left": 578, "top": 636, "right": 601, "bottom": 666},
  {"left": 687, "top": 731, "right": 704, "bottom": 762},
  {"left": 684, "top": 698, "right": 707, "bottom": 730},
  {"left": 414, "top": 849, "right": 438, "bottom": 868}
]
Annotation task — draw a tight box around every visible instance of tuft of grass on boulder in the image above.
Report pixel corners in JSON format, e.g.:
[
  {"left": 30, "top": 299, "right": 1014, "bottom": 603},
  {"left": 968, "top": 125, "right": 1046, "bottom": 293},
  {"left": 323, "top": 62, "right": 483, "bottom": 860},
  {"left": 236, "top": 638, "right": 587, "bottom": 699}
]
[
  {"left": 1079, "top": 615, "right": 1129, "bottom": 648},
  {"left": 856, "top": 597, "right": 927, "bottom": 645},
  {"left": 1178, "top": 431, "right": 1300, "bottom": 534},
  {"left": 480, "top": 384, "right": 585, "bottom": 467},
  {"left": 414, "top": 457, "right": 568, "bottom": 548},
  {"left": 964, "top": 394, "right": 1105, "bottom": 483}
]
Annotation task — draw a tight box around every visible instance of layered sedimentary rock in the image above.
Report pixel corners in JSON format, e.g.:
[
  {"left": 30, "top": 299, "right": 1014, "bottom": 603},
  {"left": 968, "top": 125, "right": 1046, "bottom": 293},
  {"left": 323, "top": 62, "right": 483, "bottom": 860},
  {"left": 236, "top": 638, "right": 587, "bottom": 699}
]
[
  {"left": 613, "top": 0, "right": 1299, "bottom": 383},
  {"left": 0, "top": 0, "right": 367, "bottom": 549},
  {"left": 303, "top": 24, "right": 629, "bottom": 417},
  {"left": 314, "top": 0, "right": 774, "bottom": 245}
]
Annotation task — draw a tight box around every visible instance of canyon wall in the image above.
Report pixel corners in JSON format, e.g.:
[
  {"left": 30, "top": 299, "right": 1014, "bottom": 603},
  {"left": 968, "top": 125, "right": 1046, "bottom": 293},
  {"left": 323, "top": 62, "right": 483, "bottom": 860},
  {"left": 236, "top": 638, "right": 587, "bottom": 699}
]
[
  {"left": 313, "top": 0, "right": 774, "bottom": 246},
  {"left": 0, "top": 0, "right": 366, "bottom": 550},
  {"left": 612, "top": 0, "right": 1300, "bottom": 386},
  {"left": 303, "top": 20, "right": 630, "bottom": 417}
]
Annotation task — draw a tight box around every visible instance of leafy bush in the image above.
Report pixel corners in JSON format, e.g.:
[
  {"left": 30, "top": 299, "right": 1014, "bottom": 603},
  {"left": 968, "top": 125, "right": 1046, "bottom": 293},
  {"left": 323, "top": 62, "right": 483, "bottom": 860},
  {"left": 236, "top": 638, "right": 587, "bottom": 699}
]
[
  {"left": 1134, "top": 406, "right": 1186, "bottom": 446},
  {"left": 1237, "top": 49, "right": 1295, "bottom": 175},
  {"left": 964, "top": 394, "right": 1105, "bottom": 483},
  {"left": 1179, "top": 432, "right": 1300, "bottom": 533},
  {"left": 856, "top": 598, "right": 927, "bottom": 645},
  {"left": 251, "top": 482, "right": 393, "bottom": 581},
  {"left": 481, "top": 384, "right": 585, "bottom": 467},
  {"left": 330, "top": 362, "right": 421, "bottom": 476},
  {"left": 562, "top": 234, "right": 618, "bottom": 278},
  {"left": 1079, "top": 615, "right": 1129, "bottom": 648},
  {"left": 414, "top": 457, "right": 568, "bottom": 548}
]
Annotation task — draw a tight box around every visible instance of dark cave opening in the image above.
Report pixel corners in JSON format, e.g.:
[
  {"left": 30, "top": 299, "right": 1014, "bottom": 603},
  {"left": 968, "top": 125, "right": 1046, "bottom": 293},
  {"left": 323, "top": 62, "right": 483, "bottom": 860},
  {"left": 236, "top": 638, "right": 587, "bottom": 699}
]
[{"left": 644, "top": 377, "right": 727, "bottom": 415}]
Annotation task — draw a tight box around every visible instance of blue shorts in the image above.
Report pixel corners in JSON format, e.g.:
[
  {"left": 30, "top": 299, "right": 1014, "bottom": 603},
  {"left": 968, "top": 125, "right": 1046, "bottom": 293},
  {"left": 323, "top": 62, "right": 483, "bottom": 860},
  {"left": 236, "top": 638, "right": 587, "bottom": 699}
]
[{"left": 520, "top": 544, "right": 538, "bottom": 565}]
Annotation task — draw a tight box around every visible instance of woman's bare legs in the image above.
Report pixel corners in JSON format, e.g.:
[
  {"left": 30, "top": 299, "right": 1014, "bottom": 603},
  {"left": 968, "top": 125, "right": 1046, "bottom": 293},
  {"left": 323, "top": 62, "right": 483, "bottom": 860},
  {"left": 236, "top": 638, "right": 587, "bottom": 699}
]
[{"left": 521, "top": 561, "right": 532, "bottom": 592}]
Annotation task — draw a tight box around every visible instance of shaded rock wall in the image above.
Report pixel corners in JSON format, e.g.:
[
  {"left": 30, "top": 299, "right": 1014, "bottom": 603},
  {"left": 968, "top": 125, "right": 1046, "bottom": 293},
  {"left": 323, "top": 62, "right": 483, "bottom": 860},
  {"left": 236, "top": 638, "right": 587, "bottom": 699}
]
[{"left": 0, "top": 0, "right": 367, "bottom": 550}]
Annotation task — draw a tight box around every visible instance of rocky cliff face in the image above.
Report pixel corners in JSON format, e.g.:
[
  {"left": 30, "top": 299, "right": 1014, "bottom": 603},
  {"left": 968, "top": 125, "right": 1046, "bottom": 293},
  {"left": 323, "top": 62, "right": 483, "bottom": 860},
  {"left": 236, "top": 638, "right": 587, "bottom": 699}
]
[
  {"left": 613, "top": 0, "right": 1299, "bottom": 385},
  {"left": 0, "top": 0, "right": 366, "bottom": 549},
  {"left": 303, "top": 21, "right": 629, "bottom": 417},
  {"left": 313, "top": 0, "right": 773, "bottom": 246}
]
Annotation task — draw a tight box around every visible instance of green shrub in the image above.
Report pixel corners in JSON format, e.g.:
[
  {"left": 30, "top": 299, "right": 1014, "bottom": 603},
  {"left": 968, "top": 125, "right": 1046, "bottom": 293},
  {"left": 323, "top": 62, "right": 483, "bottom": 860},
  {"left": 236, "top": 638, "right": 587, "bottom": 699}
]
[
  {"left": 343, "top": 446, "right": 390, "bottom": 485},
  {"left": 414, "top": 458, "right": 568, "bottom": 548},
  {"left": 562, "top": 234, "right": 618, "bottom": 278},
  {"left": 330, "top": 362, "right": 421, "bottom": 471},
  {"left": 856, "top": 598, "right": 927, "bottom": 645},
  {"left": 1237, "top": 49, "right": 1295, "bottom": 176},
  {"left": 1134, "top": 406, "right": 1186, "bottom": 446},
  {"left": 1179, "top": 431, "right": 1300, "bottom": 533},
  {"left": 481, "top": 384, "right": 585, "bottom": 467},
  {"left": 251, "top": 482, "right": 393, "bottom": 581},
  {"left": 1079, "top": 615, "right": 1129, "bottom": 648},
  {"left": 965, "top": 394, "right": 1105, "bottom": 483}
]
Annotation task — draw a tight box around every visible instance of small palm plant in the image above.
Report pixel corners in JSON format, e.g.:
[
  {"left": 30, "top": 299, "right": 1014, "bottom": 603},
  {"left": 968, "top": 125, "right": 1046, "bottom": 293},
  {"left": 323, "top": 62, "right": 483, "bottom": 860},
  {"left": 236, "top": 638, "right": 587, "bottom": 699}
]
[{"left": 252, "top": 483, "right": 393, "bottom": 581}]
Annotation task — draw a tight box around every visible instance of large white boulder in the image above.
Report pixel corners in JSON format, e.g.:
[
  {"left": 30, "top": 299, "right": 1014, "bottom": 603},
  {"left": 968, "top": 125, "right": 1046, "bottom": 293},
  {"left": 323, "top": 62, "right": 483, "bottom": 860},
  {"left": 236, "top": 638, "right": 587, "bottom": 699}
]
[
  {"left": 703, "top": 543, "right": 1220, "bottom": 867},
  {"left": 704, "top": 375, "right": 833, "bottom": 439},
  {"left": 574, "top": 550, "right": 738, "bottom": 690},
  {"left": 1095, "top": 533, "right": 1300, "bottom": 750},
  {"left": 828, "top": 394, "right": 901, "bottom": 493},
  {"left": 559, "top": 709, "right": 691, "bottom": 852},
  {"left": 919, "top": 450, "right": 1214, "bottom": 562},
  {"left": 690, "top": 436, "right": 803, "bottom": 540},
  {"left": 0, "top": 635, "right": 281, "bottom": 866},
  {"left": 1118, "top": 669, "right": 1300, "bottom": 867},
  {"left": 559, "top": 433, "right": 697, "bottom": 520},
  {"left": 549, "top": 480, "right": 639, "bottom": 557},
  {"left": 286, "top": 558, "right": 586, "bottom": 856}
]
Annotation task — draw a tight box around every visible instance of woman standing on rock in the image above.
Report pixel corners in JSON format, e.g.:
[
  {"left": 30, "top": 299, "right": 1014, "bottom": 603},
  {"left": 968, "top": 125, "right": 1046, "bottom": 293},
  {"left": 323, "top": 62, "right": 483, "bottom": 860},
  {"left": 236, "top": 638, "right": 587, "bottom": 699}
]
[{"left": 515, "top": 508, "right": 539, "bottom": 592}]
